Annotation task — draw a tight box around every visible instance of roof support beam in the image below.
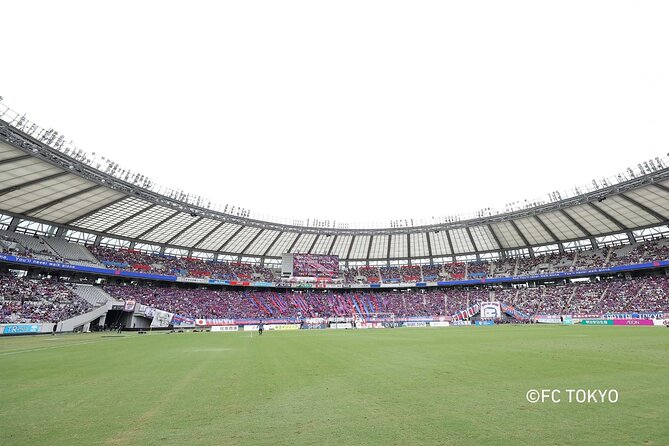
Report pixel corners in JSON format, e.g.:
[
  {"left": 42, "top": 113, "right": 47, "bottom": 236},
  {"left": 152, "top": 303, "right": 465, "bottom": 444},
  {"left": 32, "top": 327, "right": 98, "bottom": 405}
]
[
  {"left": 218, "top": 225, "right": 246, "bottom": 252},
  {"left": 487, "top": 224, "right": 504, "bottom": 254},
  {"left": 618, "top": 193, "right": 669, "bottom": 223},
  {"left": 465, "top": 227, "right": 479, "bottom": 253},
  {"left": 533, "top": 215, "right": 560, "bottom": 243},
  {"left": 136, "top": 210, "right": 181, "bottom": 239},
  {"left": 445, "top": 230, "right": 455, "bottom": 261},
  {"left": 366, "top": 235, "right": 374, "bottom": 263},
  {"left": 241, "top": 228, "right": 265, "bottom": 255},
  {"left": 346, "top": 235, "right": 355, "bottom": 261},
  {"left": 63, "top": 196, "right": 128, "bottom": 225},
  {"left": 286, "top": 233, "right": 301, "bottom": 254},
  {"left": 193, "top": 221, "right": 226, "bottom": 249},
  {"left": 307, "top": 234, "right": 320, "bottom": 254},
  {"left": 559, "top": 209, "right": 593, "bottom": 238},
  {"left": 166, "top": 217, "right": 203, "bottom": 245},
  {"left": 0, "top": 154, "right": 33, "bottom": 165},
  {"left": 263, "top": 231, "right": 284, "bottom": 257},
  {"left": 587, "top": 202, "right": 627, "bottom": 231},
  {"left": 652, "top": 182, "right": 669, "bottom": 194},
  {"left": 509, "top": 220, "right": 531, "bottom": 248},
  {"left": 327, "top": 235, "right": 338, "bottom": 255},
  {"left": 104, "top": 204, "right": 157, "bottom": 233},
  {"left": 0, "top": 171, "right": 70, "bottom": 197},
  {"left": 22, "top": 185, "right": 101, "bottom": 216}
]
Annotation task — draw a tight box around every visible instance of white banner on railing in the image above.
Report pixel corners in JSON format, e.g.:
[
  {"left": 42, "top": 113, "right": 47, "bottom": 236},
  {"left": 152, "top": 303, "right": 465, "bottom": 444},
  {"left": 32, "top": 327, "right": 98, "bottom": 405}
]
[{"left": 211, "top": 325, "right": 238, "bottom": 332}]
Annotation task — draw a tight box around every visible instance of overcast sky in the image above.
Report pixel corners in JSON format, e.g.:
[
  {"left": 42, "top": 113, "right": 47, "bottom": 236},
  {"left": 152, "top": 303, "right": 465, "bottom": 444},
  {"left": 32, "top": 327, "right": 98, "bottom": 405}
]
[{"left": 1, "top": 1, "right": 668, "bottom": 228}]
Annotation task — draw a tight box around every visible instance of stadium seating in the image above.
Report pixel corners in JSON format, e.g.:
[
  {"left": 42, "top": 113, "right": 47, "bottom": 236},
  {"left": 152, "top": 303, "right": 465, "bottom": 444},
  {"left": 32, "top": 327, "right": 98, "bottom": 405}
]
[{"left": 0, "top": 275, "right": 93, "bottom": 323}]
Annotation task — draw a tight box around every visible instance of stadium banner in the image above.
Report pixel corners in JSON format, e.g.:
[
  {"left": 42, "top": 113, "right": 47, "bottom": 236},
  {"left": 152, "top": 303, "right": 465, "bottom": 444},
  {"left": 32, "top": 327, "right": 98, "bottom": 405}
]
[
  {"left": 652, "top": 319, "right": 669, "bottom": 326},
  {"left": 356, "top": 322, "right": 385, "bottom": 329},
  {"left": 451, "top": 320, "right": 472, "bottom": 326},
  {"left": 2, "top": 324, "right": 43, "bottom": 335},
  {"left": 475, "top": 320, "right": 495, "bottom": 326},
  {"left": 580, "top": 319, "right": 614, "bottom": 325},
  {"left": 611, "top": 319, "right": 654, "bottom": 326},
  {"left": 480, "top": 302, "right": 502, "bottom": 318},
  {"left": 0, "top": 253, "right": 177, "bottom": 281},
  {"left": 404, "top": 321, "right": 427, "bottom": 328},
  {"left": 144, "top": 307, "right": 156, "bottom": 318},
  {"left": 151, "top": 310, "right": 174, "bottom": 328},
  {"left": 535, "top": 316, "right": 562, "bottom": 324},
  {"left": 211, "top": 325, "right": 238, "bottom": 332},
  {"left": 563, "top": 316, "right": 574, "bottom": 325},
  {"left": 196, "top": 318, "right": 235, "bottom": 326},
  {"left": 123, "top": 300, "right": 136, "bottom": 312},
  {"left": 171, "top": 314, "right": 195, "bottom": 327},
  {"left": 251, "top": 282, "right": 274, "bottom": 287},
  {"left": 330, "top": 323, "right": 353, "bottom": 329},
  {"left": 302, "top": 323, "right": 328, "bottom": 329},
  {"left": 243, "top": 325, "right": 259, "bottom": 331},
  {"left": 429, "top": 321, "right": 450, "bottom": 327},
  {"left": 176, "top": 277, "right": 208, "bottom": 284},
  {"left": 266, "top": 324, "right": 300, "bottom": 331}
]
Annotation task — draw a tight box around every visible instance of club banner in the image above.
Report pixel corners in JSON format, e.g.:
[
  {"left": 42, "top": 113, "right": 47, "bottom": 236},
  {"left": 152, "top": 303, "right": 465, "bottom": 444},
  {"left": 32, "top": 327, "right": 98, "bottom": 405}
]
[
  {"left": 211, "top": 325, "right": 238, "bottom": 332},
  {"left": 123, "top": 300, "right": 136, "bottom": 312},
  {"left": 480, "top": 302, "right": 502, "bottom": 318},
  {"left": 151, "top": 309, "right": 174, "bottom": 328}
]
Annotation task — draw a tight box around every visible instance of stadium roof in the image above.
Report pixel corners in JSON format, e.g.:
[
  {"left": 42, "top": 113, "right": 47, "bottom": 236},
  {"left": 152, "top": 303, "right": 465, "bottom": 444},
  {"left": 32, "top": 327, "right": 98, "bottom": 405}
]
[{"left": 2, "top": 118, "right": 669, "bottom": 264}]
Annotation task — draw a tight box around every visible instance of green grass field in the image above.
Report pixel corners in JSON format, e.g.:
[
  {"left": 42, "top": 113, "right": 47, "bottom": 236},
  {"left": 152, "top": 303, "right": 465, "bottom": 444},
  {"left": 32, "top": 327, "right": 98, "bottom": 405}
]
[{"left": 1, "top": 326, "right": 668, "bottom": 445}]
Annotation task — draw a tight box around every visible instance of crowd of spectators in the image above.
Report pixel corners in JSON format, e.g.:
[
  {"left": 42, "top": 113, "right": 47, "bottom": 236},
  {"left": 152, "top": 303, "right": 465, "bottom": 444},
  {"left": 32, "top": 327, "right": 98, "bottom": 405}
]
[
  {"left": 87, "top": 246, "right": 277, "bottom": 281},
  {"left": 0, "top": 275, "right": 92, "bottom": 323}
]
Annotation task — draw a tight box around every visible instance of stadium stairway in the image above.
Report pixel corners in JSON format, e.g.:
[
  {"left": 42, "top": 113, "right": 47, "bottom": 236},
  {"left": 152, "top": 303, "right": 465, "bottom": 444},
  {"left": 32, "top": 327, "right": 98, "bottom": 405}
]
[
  {"left": 59, "top": 285, "right": 118, "bottom": 332},
  {"left": 69, "top": 284, "right": 119, "bottom": 307}
]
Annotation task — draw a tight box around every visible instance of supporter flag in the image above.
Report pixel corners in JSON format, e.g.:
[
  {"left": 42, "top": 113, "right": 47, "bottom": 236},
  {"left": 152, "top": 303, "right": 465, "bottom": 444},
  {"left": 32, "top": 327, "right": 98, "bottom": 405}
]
[
  {"left": 151, "top": 309, "right": 174, "bottom": 328},
  {"left": 123, "top": 300, "right": 136, "bottom": 312}
]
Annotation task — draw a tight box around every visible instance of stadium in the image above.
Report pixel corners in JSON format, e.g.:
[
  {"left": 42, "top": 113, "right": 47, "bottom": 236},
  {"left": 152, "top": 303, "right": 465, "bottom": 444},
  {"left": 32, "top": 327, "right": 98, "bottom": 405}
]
[
  {"left": 2, "top": 3, "right": 669, "bottom": 444},
  {"left": 1, "top": 98, "right": 669, "bottom": 444}
]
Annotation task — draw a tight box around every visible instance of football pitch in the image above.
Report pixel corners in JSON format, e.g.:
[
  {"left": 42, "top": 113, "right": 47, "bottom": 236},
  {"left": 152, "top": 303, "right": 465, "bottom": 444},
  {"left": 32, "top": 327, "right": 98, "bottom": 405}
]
[{"left": 1, "top": 326, "right": 668, "bottom": 445}]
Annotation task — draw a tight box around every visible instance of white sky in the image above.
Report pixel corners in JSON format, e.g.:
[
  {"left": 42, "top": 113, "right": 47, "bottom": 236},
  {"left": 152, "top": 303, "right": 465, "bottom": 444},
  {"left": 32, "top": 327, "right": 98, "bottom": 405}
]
[{"left": 1, "top": 1, "right": 668, "bottom": 228}]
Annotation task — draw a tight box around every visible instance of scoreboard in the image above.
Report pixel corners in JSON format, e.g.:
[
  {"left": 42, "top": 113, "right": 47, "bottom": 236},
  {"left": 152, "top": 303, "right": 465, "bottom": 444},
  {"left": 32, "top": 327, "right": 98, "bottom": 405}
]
[{"left": 281, "top": 253, "right": 339, "bottom": 278}]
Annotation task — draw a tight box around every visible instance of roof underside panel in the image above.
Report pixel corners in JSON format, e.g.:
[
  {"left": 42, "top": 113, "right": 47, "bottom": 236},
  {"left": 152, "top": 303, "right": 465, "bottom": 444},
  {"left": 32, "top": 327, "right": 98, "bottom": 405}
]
[
  {"left": 142, "top": 212, "right": 197, "bottom": 244},
  {"left": 72, "top": 197, "right": 151, "bottom": 232},
  {"left": 31, "top": 188, "right": 124, "bottom": 223},
  {"left": 491, "top": 221, "right": 524, "bottom": 249},
  {"left": 267, "top": 232, "right": 299, "bottom": 257},
  {"left": 409, "top": 232, "right": 428, "bottom": 257},
  {"left": 224, "top": 226, "right": 262, "bottom": 253},
  {"left": 290, "top": 233, "right": 317, "bottom": 253},
  {"left": 264, "top": 232, "right": 299, "bottom": 257},
  {"left": 310, "top": 235, "right": 333, "bottom": 255},
  {"left": 538, "top": 211, "right": 586, "bottom": 240},
  {"left": 0, "top": 141, "right": 24, "bottom": 159},
  {"left": 0, "top": 157, "right": 65, "bottom": 190},
  {"left": 349, "top": 235, "right": 370, "bottom": 259},
  {"left": 329, "top": 235, "right": 353, "bottom": 258},
  {"left": 429, "top": 231, "right": 451, "bottom": 256},
  {"left": 624, "top": 187, "right": 669, "bottom": 220},
  {"left": 109, "top": 205, "right": 176, "bottom": 238},
  {"left": 564, "top": 205, "right": 621, "bottom": 234},
  {"left": 244, "top": 229, "right": 280, "bottom": 255},
  {"left": 369, "top": 234, "right": 388, "bottom": 259},
  {"left": 0, "top": 174, "right": 97, "bottom": 215},
  {"left": 195, "top": 222, "right": 242, "bottom": 251},
  {"left": 449, "top": 228, "right": 474, "bottom": 254},
  {"left": 594, "top": 195, "right": 659, "bottom": 228},
  {"left": 390, "top": 233, "right": 408, "bottom": 259},
  {"left": 169, "top": 218, "right": 221, "bottom": 248},
  {"left": 469, "top": 225, "right": 499, "bottom": 251},
  {"left": 513, "top": 217, "right": 554, "bottom": 246}
]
